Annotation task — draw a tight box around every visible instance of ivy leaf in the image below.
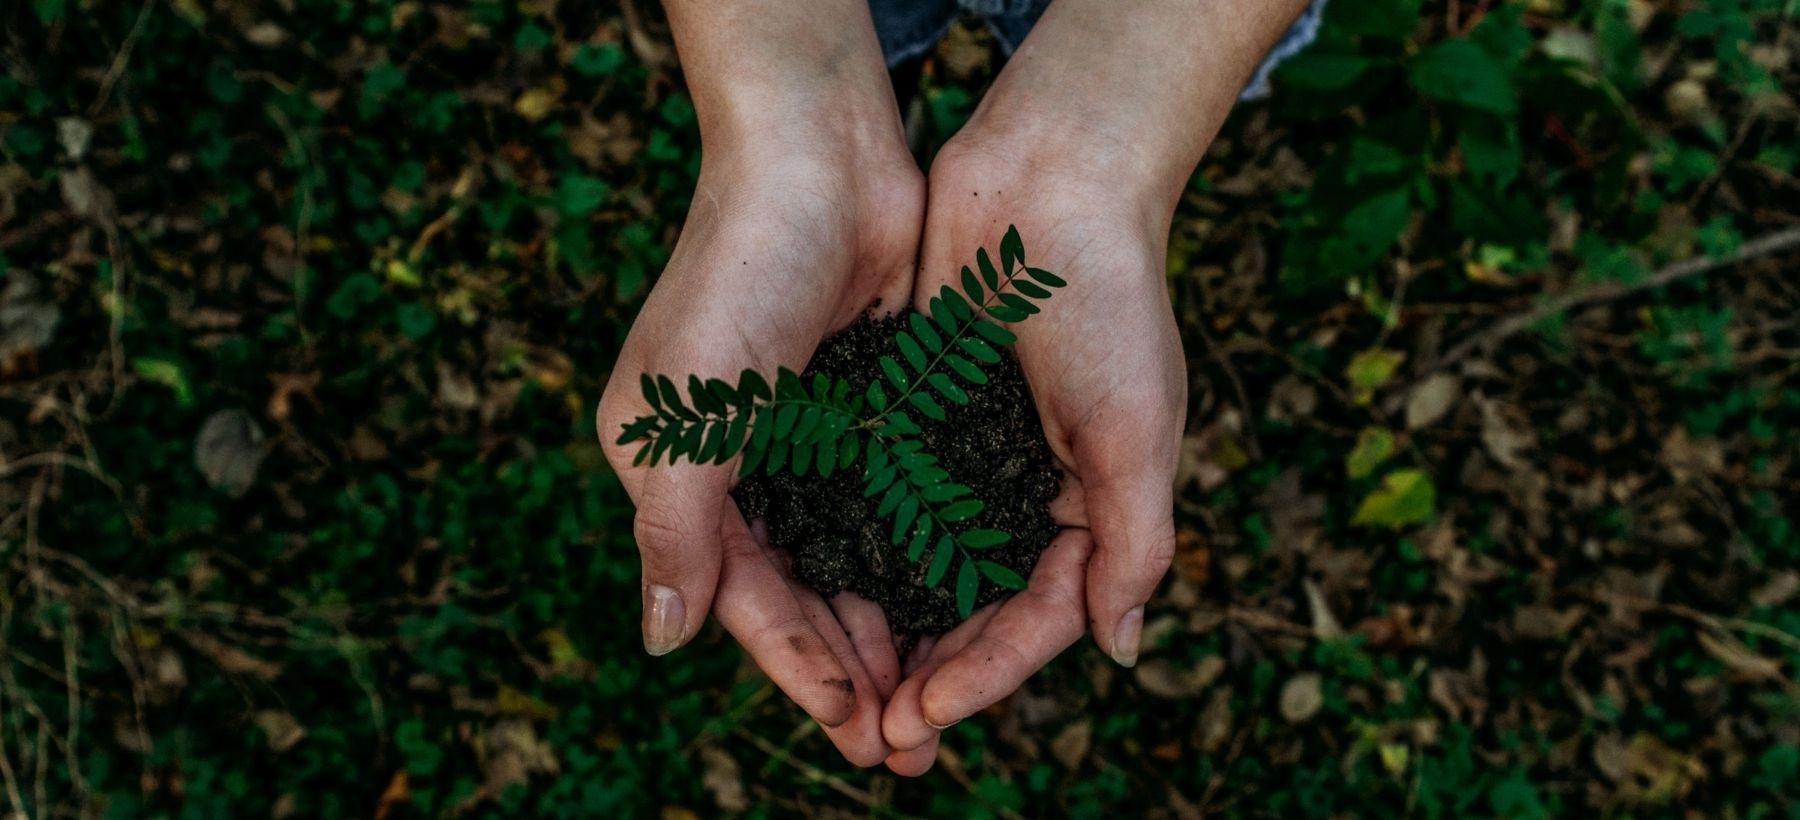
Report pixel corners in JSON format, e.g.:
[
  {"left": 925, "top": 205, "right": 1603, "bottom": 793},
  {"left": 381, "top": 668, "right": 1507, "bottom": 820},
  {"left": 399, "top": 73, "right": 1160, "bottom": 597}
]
[
  {"left": 955, "top": 559, "right": 978, "bottom": 618},
  {"left": 1346, "top": 427, "right": 1396, "bottom": 480},
  {"left": 977, "top": 560, "right": 1027, "bottom": 590},
  {"left": 1351, "top": 468, "right": 1437, "bottom": 529}
]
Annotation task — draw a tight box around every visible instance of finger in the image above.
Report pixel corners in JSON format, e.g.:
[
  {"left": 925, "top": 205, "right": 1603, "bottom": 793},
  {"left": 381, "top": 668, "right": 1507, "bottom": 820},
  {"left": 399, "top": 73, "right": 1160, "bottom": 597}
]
[
  {"left": 1075, "top": 419, "right": 1178, "bottom": 668},
  {"left": 713, "top": 511, "right": 858, "bottom": 728},
  {"left": 794, "top": 586, "right": 891, "bottom": 767},
  {"left": 831, "top": 593, "right": 901, "bottom": 700},
  {"left": 1048, "top": 473, "right": 1088, "bottom": 528},
  {"left": 881, "top": 606, "right": 1001, "bottom": 752},
  {"left": 884, "top": 734, "right": 939, "bottom": 777},
  {"left": 629, "top": 468, "right": 731, "bottom": 656},
  {"left": 918, "top": 530, "right": 1091, "bottom": 728}
]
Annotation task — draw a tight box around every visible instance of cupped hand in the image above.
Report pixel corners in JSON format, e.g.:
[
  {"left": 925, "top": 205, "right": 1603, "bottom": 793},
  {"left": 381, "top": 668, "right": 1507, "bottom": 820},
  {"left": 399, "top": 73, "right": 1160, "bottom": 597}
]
[
  {"left": 880, "top": 138, "right": 1186, "bottom": 774},
  {"left": 597, "top": 145, "right": 922, "bottom": 766}
]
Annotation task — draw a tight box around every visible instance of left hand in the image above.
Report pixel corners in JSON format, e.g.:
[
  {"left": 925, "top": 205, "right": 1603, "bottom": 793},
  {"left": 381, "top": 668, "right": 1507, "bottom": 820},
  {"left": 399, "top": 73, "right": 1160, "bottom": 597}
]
[{"left": 879, "top": 133, "right": 1187, "bottom": 774}]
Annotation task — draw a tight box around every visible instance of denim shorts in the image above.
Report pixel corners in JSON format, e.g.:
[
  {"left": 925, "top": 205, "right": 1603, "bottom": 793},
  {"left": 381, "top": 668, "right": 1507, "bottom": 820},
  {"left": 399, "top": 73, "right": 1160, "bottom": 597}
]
[{"left": 868, "top": 0, "right": 1328, "bottom": 100}]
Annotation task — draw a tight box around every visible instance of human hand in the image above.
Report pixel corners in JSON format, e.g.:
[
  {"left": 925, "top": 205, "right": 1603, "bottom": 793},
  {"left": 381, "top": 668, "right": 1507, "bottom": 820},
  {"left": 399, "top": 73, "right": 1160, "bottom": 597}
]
[
  {"left": 596, "top": 0, "right": 925, "bottom": 764},
  {"left": 879, "top": 134, "right": 1187, "bottom": 774}
]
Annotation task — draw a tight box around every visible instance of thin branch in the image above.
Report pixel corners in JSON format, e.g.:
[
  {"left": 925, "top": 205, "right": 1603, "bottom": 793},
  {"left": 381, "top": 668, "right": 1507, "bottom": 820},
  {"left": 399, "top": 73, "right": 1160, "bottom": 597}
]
[{"left": 1434, "top": 226, "right": 1800, "bottom": 373}]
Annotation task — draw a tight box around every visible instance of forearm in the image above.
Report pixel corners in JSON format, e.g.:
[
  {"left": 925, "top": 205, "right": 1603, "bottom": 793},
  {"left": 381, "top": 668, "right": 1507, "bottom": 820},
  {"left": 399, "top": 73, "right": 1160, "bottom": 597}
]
[
  {"left": 662, "top": 0, "right": 904, "bottom": 159},
  {"left": 961, "top": 0, "right": 1314, "bottom": 212}
]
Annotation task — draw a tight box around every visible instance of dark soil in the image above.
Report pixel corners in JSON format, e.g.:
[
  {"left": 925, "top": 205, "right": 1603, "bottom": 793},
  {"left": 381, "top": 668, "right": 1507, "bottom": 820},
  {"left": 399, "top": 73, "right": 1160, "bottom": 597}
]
[{"left": 734, "top": 315, "right": 1061, "bottom": 635}]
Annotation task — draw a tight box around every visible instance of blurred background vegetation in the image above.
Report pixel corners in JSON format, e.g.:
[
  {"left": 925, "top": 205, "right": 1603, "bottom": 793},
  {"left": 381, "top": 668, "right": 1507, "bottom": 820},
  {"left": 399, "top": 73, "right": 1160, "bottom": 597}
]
[{"left": 2, "top": 0, "right": 1798, "bottom": 816}]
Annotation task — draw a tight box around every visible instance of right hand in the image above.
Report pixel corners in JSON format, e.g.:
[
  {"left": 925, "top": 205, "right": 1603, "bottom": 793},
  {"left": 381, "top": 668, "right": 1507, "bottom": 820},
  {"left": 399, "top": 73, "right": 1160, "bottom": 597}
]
[{"left": 596, "top": 139, "right": 923, "bottom": 766}]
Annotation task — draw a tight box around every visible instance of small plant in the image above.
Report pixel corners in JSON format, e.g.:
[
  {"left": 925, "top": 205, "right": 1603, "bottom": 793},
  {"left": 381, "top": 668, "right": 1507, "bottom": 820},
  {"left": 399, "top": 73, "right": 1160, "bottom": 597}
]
[{"left": 616, "top": 226, "right": 1065, "bottom": 617}]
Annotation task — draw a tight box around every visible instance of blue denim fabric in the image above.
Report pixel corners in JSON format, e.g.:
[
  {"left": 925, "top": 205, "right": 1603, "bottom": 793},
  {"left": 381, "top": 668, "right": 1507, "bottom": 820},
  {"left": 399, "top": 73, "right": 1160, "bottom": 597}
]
[{"left": 869, "top": 0, "right": 1329, "bottom": 100}]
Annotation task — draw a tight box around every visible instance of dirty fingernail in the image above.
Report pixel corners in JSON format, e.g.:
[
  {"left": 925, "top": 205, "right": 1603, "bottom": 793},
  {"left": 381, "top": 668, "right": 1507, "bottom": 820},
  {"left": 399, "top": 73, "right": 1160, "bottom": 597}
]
[
  {"left": 1110, "top": 606, "right": 1143, "bottom": 668},
  {"left": 925, "top": 716, "right": 961, "bottom": 731},
  {"left": 643, "top": 584, "right": 686, "bottom": 656}
]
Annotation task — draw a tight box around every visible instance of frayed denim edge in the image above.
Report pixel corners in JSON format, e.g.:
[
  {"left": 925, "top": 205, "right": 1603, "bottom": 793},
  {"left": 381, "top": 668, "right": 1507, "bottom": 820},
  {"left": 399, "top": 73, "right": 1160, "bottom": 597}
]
[{"left": 1241, "top": 0, "right": 1329, "bottom": 101}]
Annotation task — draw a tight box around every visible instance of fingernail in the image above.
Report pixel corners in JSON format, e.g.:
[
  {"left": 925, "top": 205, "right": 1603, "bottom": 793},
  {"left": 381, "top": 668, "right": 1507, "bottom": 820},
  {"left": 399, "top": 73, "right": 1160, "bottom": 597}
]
[
  {"left": 925, "top": 716, "right": 961, "bottom": 731},
  {"left": 643, "top": 584, "right": 686, "bottom": 656},
  {"left": 1110, "top": 606, "right": 1144, "bottom": 668}
]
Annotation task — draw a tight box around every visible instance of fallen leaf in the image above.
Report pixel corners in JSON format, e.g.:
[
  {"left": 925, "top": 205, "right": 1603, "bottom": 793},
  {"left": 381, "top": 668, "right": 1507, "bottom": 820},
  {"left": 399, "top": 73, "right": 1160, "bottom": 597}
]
[
  {"left": 254, "top": 710, "right": 306, "bottom": 752},
  {"left": 1050, "top": 720, "right": 1092, "bottom": 769},
  {"left": 1696, "top": 631, "right": 1783, "bottom": 682},
  {"left": 1404, "top": 373, "right": 1460, "bottom": 430},
  {"left": 1279, "top": 673, "right": 1324, "bottom": 723},
  {"left": 195, "top": 409, "right": 268, "bottom": 498},
  {"left": 1346, "top": 349, "right": 1405, "bottom": 405},
  {"left": 699, "top": 746, "right": 748, "bottom": 812},
  {"left": 1135, "top": 655, "right": 1225, "bottom": 699},
  {"left": 1346, "top": 426, "right": 1396, "bottom": 480}
]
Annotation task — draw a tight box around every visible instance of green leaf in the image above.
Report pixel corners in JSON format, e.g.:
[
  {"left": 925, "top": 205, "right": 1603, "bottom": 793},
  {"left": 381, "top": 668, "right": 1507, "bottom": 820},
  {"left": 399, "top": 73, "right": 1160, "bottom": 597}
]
[
  {"left": 929, "top": 297, "right": 958, "bottom": 337},
  {"left": 908, "top": 528, "right": 931, "bottom": 562},
  {"left": 971, "top": 319, "right": 1017, "bottom": 346},
  {"left": 1346, "top": 349, "right": 1405, "bottom": 405},
  {"left": 696, "top": 420, "right": 726, "bottom": 462},
  {"left": 961, "top": 266, "right": 984, "bottom": 304},
  {"left": 816, "top": 434, "right": 838, "bottom": 477},
  {"left": 921, "top": 482, "right": 970, "bottom": 502},
  {"left": 885, "top": 412, "right": 922, "bottom": 436},
  {"left": 705, "top": 378, "right": 738, "bottom": 410},
  {"left": 615, "top": 416, "right": 658, "bottom": 446},
  {"left": 998, "top": 293, "right": 1038, "bottom": 315},
  {"left": 897, "top": 332, "right": 927, "bottom": 373},
  {"left": 877, "top": 482, "right": 908, "bottom": 516},
  {"left": 1013, "top": 280, "right": 1051, "bottom": 300},
  {"left": 1351, "top": 468, "right": 1437, "bottom": 529},
  {"left": 989, "top": 305, "right": 1028, "bottom": 323},
  {"left": 941, "top": 286, "right": 973, "bottom": 322},
  {"left": 689, "top": 375, "right": 723, "bottom": 415},
  {"left": 738, "top": 369, "right": 771, "bottom": 402},
  {"left": 764, "top": 437, "right": 788, "bottom": 475},
  {"left": 810, "top": 372, "right": 830, "bottom": 401},
  {"left": 657, "top": 375, "right": 695, "bottom": 421},
  {"left": 774, "top": 404, "right": 799, "bottom": 438},
  {"left": 908, "top": 392, "right": 946, "bottom": 421},
  {"left": 977, "top": 560, "right": 1027, "bottom": 590},
  {"left": 865, "top": 465, "right": 898, "bottom": 498},
  {"left": 1409, "top": 39, "right": 1518, "bottom": 115},
  {"left": 1346, "top": 427, "right": 1396, "bottom": 480},
  {"left": 720, "top": 413, "right": 748, "bottom": 461},
  {"left": 892, "top": 497, "right": 919, "bottom": 544},
  {"left": 640, "top": 373, "right": 662, "bottom": 411},
  {"left": 866, "top": 380, "right": 889, "bottom": 411},
  {"left": 1000, "top": 225, "right": 1024, "bottom": 275},
  {"left": 840, "top": 432, "right": 860, "bottom": 468},
  {"left": 926, "top": 538, "right": 954, "bottom": 586},
  {"left": 958, "top": 529, "right": 1011, "bottom": 549},
  {"left": 944, "top": 354, "right": 989, "bottom": 385},
  {"left": 790, "top": 440, "right": 813, "bottom": 477},
  {"left": 928, "top": 373, "right": 968, "bottom": 405},
  {"left": 652, "top": 433, "right": 675, "bottom": 467},
  {"left": 955, "top": 559, "right": 978, "bottom": 618},
  {"left": 976, "top": 248, "right": 1000, "bottom": 297},
  {"left": 940, "top": 499, "right": 983, "bottom": 522},
  {"left": 679, "top": 422, "right": 705, "bottom": 460},
  {"left": 1025, "top": 267, "right": 1066, "bottom": 288},
  {"left": 959, "top": 337, "right": 1001, "bottom": 364},
  {"left": 633, "top": 440, "right": 654, "bottom": 467},
  {"left": 880, "top": 355, "right": 911, "bottom": 391},
  {"left": 776, "top": 367, "right": 805, "bottom": 399},
  {"left": 793, "top": 406, "right": 823, "bottom": 442},
  {"left": 909, "top": 312, "right": 943, "bottom": 353}
]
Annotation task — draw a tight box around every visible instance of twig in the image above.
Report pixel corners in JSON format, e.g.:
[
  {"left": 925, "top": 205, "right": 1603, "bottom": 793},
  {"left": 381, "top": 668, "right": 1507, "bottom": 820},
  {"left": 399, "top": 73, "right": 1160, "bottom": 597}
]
[
  {"left": 87, "top": 0, "right": 157, "bottom": 117},
  {"left": 731, "top": 728, "right": 878, "bottom": 808},
  {"left": 1434, "top": 226, "right": 1800, "bottom": 373}
]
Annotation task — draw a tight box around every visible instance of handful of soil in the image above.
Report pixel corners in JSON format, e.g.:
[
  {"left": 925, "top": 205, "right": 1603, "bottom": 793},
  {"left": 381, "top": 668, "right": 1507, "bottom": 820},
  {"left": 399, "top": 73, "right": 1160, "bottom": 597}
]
[{"left": 735, "top": 314, "right": 1061, "bottom": 635}]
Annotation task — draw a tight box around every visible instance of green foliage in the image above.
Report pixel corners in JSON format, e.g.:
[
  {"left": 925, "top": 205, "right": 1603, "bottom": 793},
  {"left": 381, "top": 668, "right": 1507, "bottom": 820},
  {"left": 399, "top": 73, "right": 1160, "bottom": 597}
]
[{"left": 618, "top": 226, "right": 1063, "bottom": 617}]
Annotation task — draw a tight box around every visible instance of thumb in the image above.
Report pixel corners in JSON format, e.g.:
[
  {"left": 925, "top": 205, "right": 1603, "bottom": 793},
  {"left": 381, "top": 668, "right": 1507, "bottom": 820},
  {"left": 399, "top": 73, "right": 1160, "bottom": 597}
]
[
  {"left": 628, "top": 465, "right": 730, "bottom": 656},
  {"left": 1074, "top": 406, "right": 1179, "bottom": 668}
]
